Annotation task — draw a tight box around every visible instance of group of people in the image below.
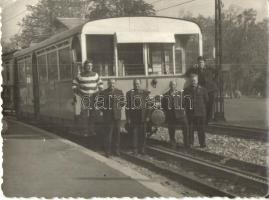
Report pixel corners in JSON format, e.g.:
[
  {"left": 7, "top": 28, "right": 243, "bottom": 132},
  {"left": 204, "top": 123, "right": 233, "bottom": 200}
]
[{"left": 72, "top": 56, "right": 218, "bottom": 157}]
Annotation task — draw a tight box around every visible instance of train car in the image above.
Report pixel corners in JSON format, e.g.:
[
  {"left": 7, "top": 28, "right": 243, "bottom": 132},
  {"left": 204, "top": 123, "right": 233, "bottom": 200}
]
[
  {"left": 13, "top": 16, "right": 202, "bottom": 132},
  {"left": 2, "top": 50, "right": 17, "bottom": 115}
]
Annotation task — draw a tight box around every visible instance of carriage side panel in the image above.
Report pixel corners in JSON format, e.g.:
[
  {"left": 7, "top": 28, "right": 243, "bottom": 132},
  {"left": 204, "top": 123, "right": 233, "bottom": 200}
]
[{"left": 16, "top": 57, "right": 35, "bottom": 116}]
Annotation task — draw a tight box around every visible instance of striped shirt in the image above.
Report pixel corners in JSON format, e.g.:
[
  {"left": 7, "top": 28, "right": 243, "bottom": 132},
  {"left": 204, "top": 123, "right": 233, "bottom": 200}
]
[{"left": 72, "top": 71, "right": 103, "bottom": 96}]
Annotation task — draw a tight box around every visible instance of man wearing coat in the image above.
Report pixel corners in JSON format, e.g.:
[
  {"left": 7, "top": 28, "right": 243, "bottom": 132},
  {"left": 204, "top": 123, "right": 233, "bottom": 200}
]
[
  {"left": 185, "top": 56, "right": 218, "bottom": 122},
  {"left": 100, "top": 79, "right": 124, "bottom": 157},
  {"left": 183, "top": 73, "right": 208, "bottom": 148},
  {"left": 126, "top": 79, "right": 150, "bottom": 155},
  {"left": 162, "top": 80, "right": 189, "bottom": 148}
]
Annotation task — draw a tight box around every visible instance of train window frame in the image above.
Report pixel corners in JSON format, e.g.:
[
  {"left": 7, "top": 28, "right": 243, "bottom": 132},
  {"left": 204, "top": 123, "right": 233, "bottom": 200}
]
[
  {"left": 17, "top": 59, "right": 26, "bottom": 84},
  {"left": 117, "top": 43, "right": 145, "bottom": 77},
  {"left": 47, "top": 49, "right": 59, "bottom": 81},
  {"left": 37, "top": 53, "right": 48, "bottom": 82},
  {"left": 24, "top": 57, "right": 33, "bottom": 85},
  {"left": 115, "top": 42, "right": 186, "bottom": 78},
  {"left": 176, "top": 34, "right": 200, "bottom": 74},
  {"left": 147, "top": 43, "right": 175, "bottom": 76},
  {"left": 86, "top": 35, "right": 116, "bottom": 77},
  {"left": 58, "top": 46, "right": 72, "bottom": 81},
  {"left": 5, "top": 62, "right": 10, "bottom": 82}
]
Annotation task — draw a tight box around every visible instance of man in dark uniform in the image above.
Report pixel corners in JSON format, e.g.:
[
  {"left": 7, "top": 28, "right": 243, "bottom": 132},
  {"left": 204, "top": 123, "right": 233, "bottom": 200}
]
[
  {"left": 183, "top": 73, "right": 208, "bottom": 148},
  {"left": 162, "top": 80, "right": 189, "bottom": 148},
  {"left": 126, "top": 79, "right": 150, "bottom": 155},
  {"left": 185, "top": 56, "right": 217, "bottom": 122},
  {"left": 101, "top": 79, "right": 124, "bottom": 157}
]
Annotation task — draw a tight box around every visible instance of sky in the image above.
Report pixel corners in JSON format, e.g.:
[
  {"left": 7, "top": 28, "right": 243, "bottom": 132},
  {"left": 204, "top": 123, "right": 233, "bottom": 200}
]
[{"left": 0, "top": 0, "right": 268, "bottom": 42}]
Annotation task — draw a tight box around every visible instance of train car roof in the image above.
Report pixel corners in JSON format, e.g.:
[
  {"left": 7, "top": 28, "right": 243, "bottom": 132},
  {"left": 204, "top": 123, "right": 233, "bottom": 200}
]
[
  {"left": 14, "top": 16, "right": 201, "bottom": 57},
  {"left": 82, "top": 17, "right": 201, "bottom": 43},
  {"left": 82, "top": 16, "right": 201, "bottom": 35},
  {"left": 2, "top": 50, "right": 18, "bottom": 61},
  {"left": 14, "top": 24, "right": 84, "bottom": 58}
]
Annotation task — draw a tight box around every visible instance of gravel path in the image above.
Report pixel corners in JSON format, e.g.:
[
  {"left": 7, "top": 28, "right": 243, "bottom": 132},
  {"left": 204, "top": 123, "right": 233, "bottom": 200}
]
[{"left": 150, "top": 127, "right": 268, "bottom": 166}]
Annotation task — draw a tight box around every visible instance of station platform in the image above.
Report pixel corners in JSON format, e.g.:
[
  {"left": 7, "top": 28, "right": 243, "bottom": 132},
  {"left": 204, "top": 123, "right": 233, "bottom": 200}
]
[{"left": 2, "top": 119, "right": 179, "bottom": 198}]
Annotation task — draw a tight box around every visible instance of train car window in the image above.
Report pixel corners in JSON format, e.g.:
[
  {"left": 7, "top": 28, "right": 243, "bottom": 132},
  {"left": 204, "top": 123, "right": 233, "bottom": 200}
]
[
  {"left": 185, "top": 34, "right": 199, "bottom": 71},
  {"left": 25, "top": 58, "right": 32, "bottom": 84},
  {"left": 175, "top": 49, "right": 183, "bottom": 74},
  {"left": 59, "top": 47, "right": 72, "bottom": 80},
  {"left": 148, "top": 44, "right": 173, "bottom": 75},
  {"left": 118, "top": 44, "right": 144, "bottom": 76},
  {"left": 5, "top": 62, "right": 10, "bottom": 82},
  {"left": 47, "top": 51, "right": 59, "bottom": 81},
  {"left": 86, "top": 35, "right": 115, "bottom": 76},
  {"left": 37, "top": 55, "right": 47, "bottom": 82},
  {"left": 17, "top": 60, "right": 26, "bottom": 83}
]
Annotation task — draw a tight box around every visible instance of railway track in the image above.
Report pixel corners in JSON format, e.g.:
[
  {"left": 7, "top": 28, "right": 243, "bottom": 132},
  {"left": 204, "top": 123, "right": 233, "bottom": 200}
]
[
  {"left": 12, "top": 117, "right": 269, "bottom": 197},
  {"left": 121, "top": 151, "right": 237, "bottom": 197},
  {"left": 122, "top": 144, "right": 268, "bottom": 197},
  {"left": 149, "top": 138, "right": 268, "bottom": 177},
  {"left": 159, "top": 123, "right": 268, "bottom": 141},
  {"left": 207, "top": 123, "right": 268, "bottom": 141}
]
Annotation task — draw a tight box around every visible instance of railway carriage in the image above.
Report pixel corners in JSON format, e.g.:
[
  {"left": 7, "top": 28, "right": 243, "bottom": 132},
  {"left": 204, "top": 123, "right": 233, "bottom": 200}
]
[
  {"left": 13, "top": 16, "right": 203, "bottom": 131},
  {"left": 2, "top": 51, "right": 16, "bottom": 115}
]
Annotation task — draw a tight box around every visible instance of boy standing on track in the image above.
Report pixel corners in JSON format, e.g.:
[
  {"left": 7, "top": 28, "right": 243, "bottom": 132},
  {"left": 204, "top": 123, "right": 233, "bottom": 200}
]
[
  {"left": 72, "top": 59, "right": 103, "bottom": 136},
  {"left": 183, "top": 73, "right": 208, "bottom": 148}
]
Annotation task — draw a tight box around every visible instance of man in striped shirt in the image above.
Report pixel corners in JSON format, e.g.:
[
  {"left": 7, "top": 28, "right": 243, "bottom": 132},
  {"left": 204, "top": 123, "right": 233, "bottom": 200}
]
[{"left": 72, "top": 59, "right": 103, "bottom": 136}]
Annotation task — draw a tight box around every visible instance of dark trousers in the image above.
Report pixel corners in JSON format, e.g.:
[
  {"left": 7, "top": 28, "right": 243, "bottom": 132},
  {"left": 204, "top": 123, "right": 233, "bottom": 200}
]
[
  {"left": 188, "top": 116, "right": 206, "bottom": 146},
  {"left": 104, "top": 120, "right": 121, "bottom": 154},
  {"left": 168, "top": 117, "right": 189, "bottom": 147},
  {"left": 207, "top": 92, "right": 215, "bottom": 122},
  {"left": 132, "top": 123, "right": 146, "bottom": 153},
  {"left": 80, "top": 109, "right": 95, "bottom": 133}
]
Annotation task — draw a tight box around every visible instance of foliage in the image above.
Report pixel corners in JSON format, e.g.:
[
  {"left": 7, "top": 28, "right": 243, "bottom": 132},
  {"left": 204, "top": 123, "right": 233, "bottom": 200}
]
[
  {"left": 2, "top": 37, "right": 19, "bottom": 53},
  {"left": 85, "top": 0, "right": 155, "bottom": 20},
  {"left": 11, "top": 0, "right": 87, "bottom": 48},
  {"left": 5, "top": 0, "right": 155, "bottom": 49},
  {"left": 180, "top": 6, "right": 268, "bottom": 97}
]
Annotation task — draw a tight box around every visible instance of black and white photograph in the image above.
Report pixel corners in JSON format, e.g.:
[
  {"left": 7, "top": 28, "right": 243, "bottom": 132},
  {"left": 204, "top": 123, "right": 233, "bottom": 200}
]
[{"left": 1, "top": 0, "right": 268, "bottom": 198}]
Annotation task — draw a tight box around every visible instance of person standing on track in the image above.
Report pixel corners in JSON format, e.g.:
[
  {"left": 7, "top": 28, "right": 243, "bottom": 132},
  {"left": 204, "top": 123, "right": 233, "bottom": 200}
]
[
  {"left": 72, "top": 59, "right": 103, "bottom": 136},
  {"left": 183, "top": 73, "right": 208, "bottom": 148},
  {"left": 185, "top": 56, "right": 218, "bottom": 123},
  {"left": 126, "top": 79, "right": 150, "bottom": 155},
  {"left": 162, "top": 80, "right": 189, "bottom": 148},
  {"left": 100, "top": 79, "right": 124, "bottom": 157}
]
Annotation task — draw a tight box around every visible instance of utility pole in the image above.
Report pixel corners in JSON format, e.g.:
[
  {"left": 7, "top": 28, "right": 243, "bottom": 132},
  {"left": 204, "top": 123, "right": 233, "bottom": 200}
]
[{"left": 214, "top": 0, "right": 226, "bottom": 121}]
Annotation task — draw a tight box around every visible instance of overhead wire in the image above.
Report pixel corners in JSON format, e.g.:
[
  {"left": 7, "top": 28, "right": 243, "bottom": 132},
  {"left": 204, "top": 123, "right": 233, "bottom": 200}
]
[
  {"left": 150, "top": 0, "right": 164, "bottom": 4},
  {"left": 156, "top": 0, "right": 201, "bottom": 12}
]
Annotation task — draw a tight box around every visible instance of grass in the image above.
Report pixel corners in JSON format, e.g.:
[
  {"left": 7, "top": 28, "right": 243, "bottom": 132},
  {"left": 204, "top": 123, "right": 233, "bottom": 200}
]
[{"left": 222, "top": 97, "right": 268, "bottom": 129}]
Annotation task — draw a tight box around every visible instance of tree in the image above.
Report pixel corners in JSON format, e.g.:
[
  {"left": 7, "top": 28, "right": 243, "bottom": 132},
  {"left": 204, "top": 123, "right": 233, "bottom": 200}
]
[
  {"left": 179, "top": 6, "right": 268, "bottom": 96},
  {"left": 9, "top": 0, "right": 155, "bottom": 49},
  {"left": 12, "top": 0, "right": 87, "bottom": 48},
  {"left": 222, "top": 8, "right": 267, "bottom": 95},
  {"left": 85, "top": 0, "right": 155, "bottom": 20}
]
